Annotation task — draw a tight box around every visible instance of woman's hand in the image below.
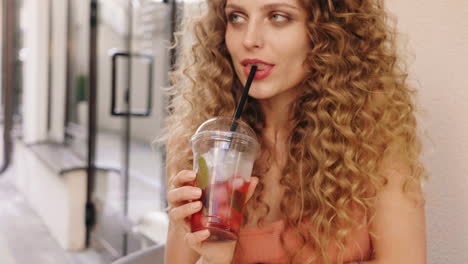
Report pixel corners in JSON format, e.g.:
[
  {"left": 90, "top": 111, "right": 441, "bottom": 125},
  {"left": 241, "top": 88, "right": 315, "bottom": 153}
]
[
  {"left": 167, "top": 170, "right": 258, "bottom": 264},
  {"left": 167, "top": 170, "right": 203, "bottom": 233}
]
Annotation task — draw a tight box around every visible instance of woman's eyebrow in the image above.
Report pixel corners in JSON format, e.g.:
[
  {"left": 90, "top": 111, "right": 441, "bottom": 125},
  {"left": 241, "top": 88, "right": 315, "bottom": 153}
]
[
  {"left": 225, "top": 3, "right": 246, "bottom": 12},
  {"left": 261, "top": 3, "right": 299, "bottom": 11},
  {"left": 225, "top": 3, "right": 299, "bottom": 12}
]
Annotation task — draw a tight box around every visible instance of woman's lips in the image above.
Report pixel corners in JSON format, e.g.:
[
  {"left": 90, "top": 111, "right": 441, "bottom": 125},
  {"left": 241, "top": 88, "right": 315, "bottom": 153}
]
[{"left": 242, "top": 64, "right": 275, "bottom": 80}]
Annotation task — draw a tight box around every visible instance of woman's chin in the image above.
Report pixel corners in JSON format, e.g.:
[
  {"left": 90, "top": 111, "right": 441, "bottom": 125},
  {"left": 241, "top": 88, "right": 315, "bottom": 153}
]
[{"left": 247, "top": 86, "right": 275, "bottom": 100}]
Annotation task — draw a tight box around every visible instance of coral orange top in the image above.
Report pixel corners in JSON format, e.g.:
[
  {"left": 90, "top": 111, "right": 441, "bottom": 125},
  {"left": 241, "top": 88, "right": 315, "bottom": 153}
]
[{"left": 233, "top": 220, "right": 372, "bottom": 264}]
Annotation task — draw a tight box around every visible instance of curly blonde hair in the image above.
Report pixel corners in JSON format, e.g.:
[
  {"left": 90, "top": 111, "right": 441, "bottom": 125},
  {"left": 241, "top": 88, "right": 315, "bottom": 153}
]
[{"left": 163, "top": 0, "right": 426, "bottom": 263}]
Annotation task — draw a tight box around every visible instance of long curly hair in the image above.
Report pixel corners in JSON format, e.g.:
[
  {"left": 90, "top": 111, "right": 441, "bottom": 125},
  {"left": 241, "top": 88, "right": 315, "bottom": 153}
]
[{"left": 163, "top": 0, "right": 426, "bottom": 263}]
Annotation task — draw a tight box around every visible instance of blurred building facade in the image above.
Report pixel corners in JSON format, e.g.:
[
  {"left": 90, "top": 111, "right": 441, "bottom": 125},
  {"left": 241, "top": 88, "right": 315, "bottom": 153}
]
[{"left": 0, "top": 0, "right": 203, "bottom": 261}]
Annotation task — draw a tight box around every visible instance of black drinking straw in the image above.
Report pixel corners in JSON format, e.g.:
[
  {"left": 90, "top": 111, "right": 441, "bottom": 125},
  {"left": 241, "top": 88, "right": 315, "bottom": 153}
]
[{"left": 230, "top": 66, "right": 257, "bottom": 132}]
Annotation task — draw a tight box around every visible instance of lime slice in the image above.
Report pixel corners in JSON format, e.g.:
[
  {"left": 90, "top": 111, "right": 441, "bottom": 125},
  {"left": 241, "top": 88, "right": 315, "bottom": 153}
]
[{"left": 196, "top": 157, "right": 209, "bottom": 190}]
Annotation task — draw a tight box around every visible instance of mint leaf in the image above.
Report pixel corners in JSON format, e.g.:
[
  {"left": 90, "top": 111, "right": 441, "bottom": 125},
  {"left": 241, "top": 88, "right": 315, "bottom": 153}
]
[{"left": 196, "top": 157, "right": 209, "bottom": 190}]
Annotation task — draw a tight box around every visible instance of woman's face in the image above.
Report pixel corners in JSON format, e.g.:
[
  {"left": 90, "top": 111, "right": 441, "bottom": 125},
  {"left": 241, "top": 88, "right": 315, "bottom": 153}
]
[{"left": 225, "top": 0, "right": 310, "bottom": 100}]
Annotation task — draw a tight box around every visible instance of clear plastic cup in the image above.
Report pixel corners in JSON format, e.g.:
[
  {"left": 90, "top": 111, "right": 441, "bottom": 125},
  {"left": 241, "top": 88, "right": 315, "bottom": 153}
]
[{"left": 190, "top": 117, "right": 260, "bottom": 241}]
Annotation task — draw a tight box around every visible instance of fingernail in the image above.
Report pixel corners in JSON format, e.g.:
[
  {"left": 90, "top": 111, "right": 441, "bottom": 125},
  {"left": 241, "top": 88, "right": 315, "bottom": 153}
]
[
  {"left": 192, "top": 201, "right": 202, "bottom": 210},
  {"left": 192, "top": 188, "right": 202, "bottom": 197},
  {"left": 199, "top": 229, "right": 210, "bottom": 239},
  {"left": 189, "top": 171, "right": 197, "bottom": 179}
]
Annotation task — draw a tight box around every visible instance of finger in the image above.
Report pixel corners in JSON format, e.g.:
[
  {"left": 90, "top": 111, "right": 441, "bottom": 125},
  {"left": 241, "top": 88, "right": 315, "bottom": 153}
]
[
  {"left": 245, "top": 177, "right": 258, "bottom": 202},
  {"left": 168, "top": 201, "right": 202, "bottom": 222},
  {"left": 185, "top": 229, "right": 210, "bottom": 252},
  {"left": 170, "top": 170, "right": 196, "bottom": 188},
  {"left": 167, "top": 186, "right": 202, "bottom": 205}
]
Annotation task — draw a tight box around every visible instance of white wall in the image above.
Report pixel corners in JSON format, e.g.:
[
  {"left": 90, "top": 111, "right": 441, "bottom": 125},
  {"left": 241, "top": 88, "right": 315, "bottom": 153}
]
[
  {"left": 14, "top": 143, "right": 87, "bottom": 250},
  {"left": 22, "top": 0, "right": 50, "bottom": 143},
  {"left": 21, "top": 0, "right": 70, "bottom": 143},
  {"left": 387, "top": 1, "right": 468, "bottom": 263},
  {"left": 49, "top": 0, "right": 68, "bottom": 142}
]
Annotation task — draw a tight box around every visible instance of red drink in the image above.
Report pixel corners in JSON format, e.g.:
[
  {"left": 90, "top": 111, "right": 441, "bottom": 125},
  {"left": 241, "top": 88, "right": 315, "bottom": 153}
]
[{"left": 191, "top": 176, "right": 250, "bottom": 241}]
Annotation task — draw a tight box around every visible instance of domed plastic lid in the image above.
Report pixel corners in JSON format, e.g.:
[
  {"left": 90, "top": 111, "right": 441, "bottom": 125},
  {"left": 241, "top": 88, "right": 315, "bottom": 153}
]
[{"left": 191, "top": 117, "right": 259, "bottom": 152}]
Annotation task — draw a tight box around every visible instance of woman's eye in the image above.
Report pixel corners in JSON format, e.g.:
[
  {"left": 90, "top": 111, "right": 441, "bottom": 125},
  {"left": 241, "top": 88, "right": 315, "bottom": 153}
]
[
  {"left": 271, "top": 13, "right": 289, "bottom": 23},
  {"left": 228, "top": 13, "right": 246, "bottom": 24}
]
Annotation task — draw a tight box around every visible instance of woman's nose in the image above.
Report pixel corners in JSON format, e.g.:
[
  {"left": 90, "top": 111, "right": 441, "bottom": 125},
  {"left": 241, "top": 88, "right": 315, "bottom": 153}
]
[{"left": 242, "top": 21, "right": 264, "bottom": 49}]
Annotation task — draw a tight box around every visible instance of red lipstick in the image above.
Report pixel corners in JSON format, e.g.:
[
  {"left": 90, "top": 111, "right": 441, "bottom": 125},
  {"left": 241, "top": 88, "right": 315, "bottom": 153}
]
[{"left": 241, "top": 59, "right": 275, "bottom": 80}]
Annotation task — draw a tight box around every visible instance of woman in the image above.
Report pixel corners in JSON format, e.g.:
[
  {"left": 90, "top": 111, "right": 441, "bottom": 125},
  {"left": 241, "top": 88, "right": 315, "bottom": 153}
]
[{"left": 163, "top": 0, "right": 426, "bottom": 263}]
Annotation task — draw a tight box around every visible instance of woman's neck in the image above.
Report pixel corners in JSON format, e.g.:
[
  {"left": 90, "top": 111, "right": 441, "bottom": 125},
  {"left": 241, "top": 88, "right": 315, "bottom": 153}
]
[
  {"left": 258, "top": 102, "right": 294, "bottom": 164},
  {"left": 258, "top": 92, "right": 298, "bottom": 143}
]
